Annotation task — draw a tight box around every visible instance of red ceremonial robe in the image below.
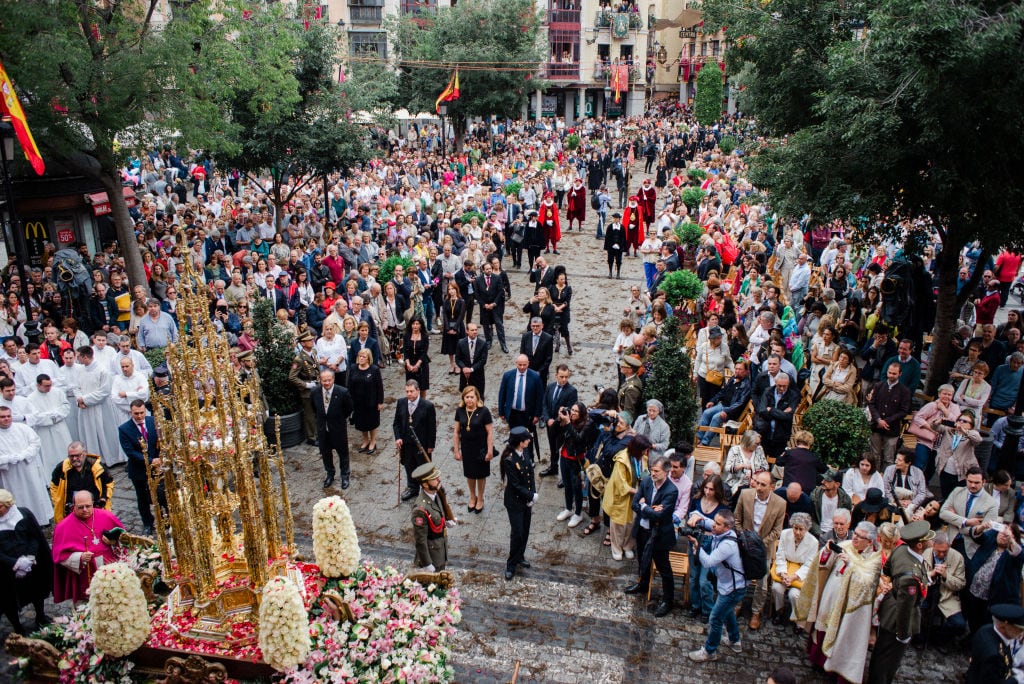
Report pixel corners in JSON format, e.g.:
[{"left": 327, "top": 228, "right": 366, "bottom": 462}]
[
  {"left": 566, "top": 183, "right": 587, "bottom": 222},
  {"left": 52, "top": 507, "right": 123, "bottom": 603},
  {"left": 638, "top": 184, "right": 658, "bottom": 224},
  {"left": 622, "top": 205, "right": 645, "bottom": 251},
  {"left": 537, "top": 200, "right": 561, "bottom": 246}
]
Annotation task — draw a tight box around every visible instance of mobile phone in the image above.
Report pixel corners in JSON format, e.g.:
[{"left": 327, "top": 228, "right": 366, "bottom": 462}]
[
  {"left": 991, "top": 521, "right": 1006, "bottom": 533},
  {"left": 827, "top": 540, "right": 843, "bottom": 554}
]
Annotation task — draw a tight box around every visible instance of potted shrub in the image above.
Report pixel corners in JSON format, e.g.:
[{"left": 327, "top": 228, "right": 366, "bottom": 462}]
[
  {"left": 252, "top": 298, "right": 304, "bottom": 448},
  {"left": 659, "top": 270, "right": 703, "bottom": 308},
  {"left": 642, "top": 317, "right": 699, "bottom": 442},
  {"left": 503, "top": 180, "right": 523, "bottom": 198},
  {"left": 801, "top": 399, "right": 871, "bottom": 469},
  {"left": 459, "top": 210, "right": 487, "bottom": 227},
  {"left": 539, "top": 160, "right": 556, "bottom": 172},
  {"left": 687, "top": 167, "right": 708, "bottom": 183},
  {"left": 681, "top": 187, "right": 706, "bottom": 213},
  {"left": 565, "top": 133, "right": 580, "bottom": 151},
  {"left": 673, "top": 221, "right": 705, "bottom": 270},
  {"left": 718, "top": 135, "right": 738, "bottom": 156},
  {"left": 378, "top": 254, "right": 416, "bottom": 284}
]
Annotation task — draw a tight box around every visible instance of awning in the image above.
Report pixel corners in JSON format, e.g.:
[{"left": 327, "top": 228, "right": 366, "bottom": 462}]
[
  {"left": 85, "top": 187, "right": 137, "bottom": 216},
  {"left": 653, "top": 9, "right": 702, "bottom": 31}
]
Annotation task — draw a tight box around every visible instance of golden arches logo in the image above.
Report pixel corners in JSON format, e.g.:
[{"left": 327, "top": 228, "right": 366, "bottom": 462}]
[{"left": 24, "top": 221, "right": 46, "bottom": 240}]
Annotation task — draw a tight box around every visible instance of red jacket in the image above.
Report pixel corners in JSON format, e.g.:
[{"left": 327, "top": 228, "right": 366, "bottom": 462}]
[{"left": 975, "top": 290, "right": 1001, "bottom": 325}]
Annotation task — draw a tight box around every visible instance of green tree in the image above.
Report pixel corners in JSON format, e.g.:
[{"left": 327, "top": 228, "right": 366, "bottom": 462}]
[
  {"left": 387, "top": 0, "right": 546, "bottom": 151},
  {"left": 705, "top": 0, "right": 1024, "bottom": 393},
  {"left": 693, "top": 62, "right": 724, "bottom": 125},
  {"left": 643, "top": 317, "right": 699, "bottom": 443},
  {"left": 212, "top": 21, "right": 396, "bottom": 230},
  {"left": 0, "top": 1, "right": 299, "bottom": 290}
]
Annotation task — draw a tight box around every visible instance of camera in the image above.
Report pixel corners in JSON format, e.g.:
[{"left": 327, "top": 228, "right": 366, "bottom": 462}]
[
  {"left": 677, "top": 522, "right": 703, "bottom": 539},
  {"left": 594, "top": 383, "right": 605, "bottom": 394}
]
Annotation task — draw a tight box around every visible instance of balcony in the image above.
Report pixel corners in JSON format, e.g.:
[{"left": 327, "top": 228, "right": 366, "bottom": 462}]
[
  {"left": 400, "top": 0, "right": 436, "bottom": 16},
  {"left": 546, "top": 61, "right": 580, "bottom": 80},
  {"left": 546, "top": 9, "right": 580, "bottom": 25},
  {"left": 593, "top": 61, "right": 643, "bottom": 84},
  {"left": 594, "top": 10, "right": 643, "bottom": 30},
  {"left": 349, "top": 6, "right": 382, "bottom": 23}
]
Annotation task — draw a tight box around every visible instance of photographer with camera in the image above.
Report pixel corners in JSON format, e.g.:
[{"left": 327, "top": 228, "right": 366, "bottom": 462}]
[
  {"left": 687, "top": 509, "right": 747, "bottom": 662},
  {"left": 553, "top": 401, "right": 596, "bottom": 530},
  {"left": 580, "top": 395, "right": 634, "bottom": 545}
]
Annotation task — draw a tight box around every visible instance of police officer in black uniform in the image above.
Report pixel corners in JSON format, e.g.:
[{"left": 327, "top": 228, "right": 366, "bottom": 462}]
[
  {"left": 501, "top": 425, "right": 537, "bottom": 580},
  {"left": 966, "top": 603, "right": 1024, "bottom": 684}
]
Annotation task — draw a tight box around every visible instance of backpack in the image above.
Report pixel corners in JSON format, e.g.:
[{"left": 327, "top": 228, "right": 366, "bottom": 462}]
[
  {"left": 591, "top": 193, "right": 600, "bottom": 211},
  {"left": 722, "top": 530, "right": 768, "bottom": 580}
]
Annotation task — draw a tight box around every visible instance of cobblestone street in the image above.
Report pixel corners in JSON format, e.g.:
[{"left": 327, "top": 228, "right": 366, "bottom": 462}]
[{"left": 4, "top": 197, "right": 970, "bottom": 683}]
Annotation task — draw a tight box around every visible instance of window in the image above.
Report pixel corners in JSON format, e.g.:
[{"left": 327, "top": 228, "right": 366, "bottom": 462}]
[{"left": 350, "top": 32, "right": 387, "bottom": 59}]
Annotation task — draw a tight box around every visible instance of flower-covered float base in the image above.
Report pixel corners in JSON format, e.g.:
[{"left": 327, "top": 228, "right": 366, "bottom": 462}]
[{"left": 11, "top": 561, "right": 461, "bottom": 683}]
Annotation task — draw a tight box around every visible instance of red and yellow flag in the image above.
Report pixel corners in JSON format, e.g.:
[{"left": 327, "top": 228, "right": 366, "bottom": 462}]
[
  {"left": 0, "top": 59, "right": 45, "bottom": 176},
  {"left": 611, "top": 63, "right": 629, "bottom": 104},
  {"left": 434, "top": 69, "right": 460, "bottom": 113}
]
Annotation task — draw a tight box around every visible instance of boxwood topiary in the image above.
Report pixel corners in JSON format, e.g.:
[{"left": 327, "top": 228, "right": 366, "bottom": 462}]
[{"left": 801, "top": 399, "right": 871, "bottom": 469}]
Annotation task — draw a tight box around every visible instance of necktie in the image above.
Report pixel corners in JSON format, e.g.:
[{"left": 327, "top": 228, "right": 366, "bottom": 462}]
[
  {"left": 965, "top": 493, "right": 976, "bottom": 517},
  {"left": 486, "top": 276, "right": 491, "bottom": 289},
  {"left": 532, "top": 335, "right": 538, "bottom": 353},
  {"left": 138, "top": 422, "right": 148, "bottom": 441},
  {"left": 324, "top": 390, "right": 330, "bottom": 407},
  {"left": 469, "top": 340, "right": 475, "bottom": 358},
  {"left": 409, "top": 401, "right": 417, "bottom": 416},
  {"left": 553, "top": 385, "right": 561, "bottom": 404},
  {"left": 515, "top": 373, "right": 525, "bottom": 411}
]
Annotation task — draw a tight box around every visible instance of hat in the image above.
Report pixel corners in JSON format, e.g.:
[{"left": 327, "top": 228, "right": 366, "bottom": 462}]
[
  {"left": 628, "top": 195, "right": 639, "bottom": 202},
  {"left": 153, "top": 364, "right": 170, "bottom": 378},
  {"left": 822, "top": 470, "right": 840, "bottom": 483},
  {"left": 617, "top": 410, "right": 634, "bottom": 426},
  {"left": 707, "top": 326, "right": 723, "bottom": 338},
  {"left": 325, "top": 281, "right": 337, "bottom": 290},
  {"left": 858, "top": 488, "right": 888, "bottom": 513},
  {"left": 508, "top": 425, "right": 532, "bottom": 443},
  {"left": 298, "top": 330, "right": 315, "bottom": 343},
  {"left": 991, "top": 604, "right": 1024, "bottom": 628},
  {"left": 611, "top": 212, "right": 622, "bottom": 218},
  {"left": 236, "top": 350, "right": 253, "bottom": 362},
  {"left": 543, "top": 191, "right": 554, "bottom": 199},
  {"left": 411, "top": 463, "right": 441, "bottom": 483},
  {"left": 899, "top": 520, "right": 936, "bottom": 544},
  {"left": 620, "top": 355, "right": 642, "bottom": 369}
]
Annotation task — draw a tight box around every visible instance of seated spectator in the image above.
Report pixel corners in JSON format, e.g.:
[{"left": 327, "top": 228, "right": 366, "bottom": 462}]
[
  {"left": 810, "top": 471, "right": 852, "bottom": 542},
  {"left": 910, "top": 384, "right": 961, "bottom": 481},
  {"left": 775, "top": 430, "right": 826, "bottom": 494},
  {"left": 722, "top": 429, "right": 768, "bottom": 498},
  {"left": 882, "top": 451, "right": 929, "bottom": 513},
  {"left": 775, "top": 482, "right": 816, "bottom": 529},
  {"left": 986, "top": 352, "right": 1024, "bottom": 415},
  {"left": 851, "top": 487, "right": 898, "bottom": 527},
  {"left": 818, "top": 347, "right": 859, "bottom": 404},
  {"left": 696, "top": 359, "right": 752, "bottom": 446},
  {"left": 820, "top": 506, "right": 853, "bottom": 547},
  {"left": 954, "top": 362, "right": 991, "bottom": 413},
  {"left": 881, "top": 338, "right": 921, "bottom": 392},
  {"left": 920, "top": 532, "right": 967, "bottom": 644},
  {"left": 843, "top": 456, "right": 885, "bottom": 506},
  {"left": 771, "top": 511, "right": 817, "bottom": 625}
]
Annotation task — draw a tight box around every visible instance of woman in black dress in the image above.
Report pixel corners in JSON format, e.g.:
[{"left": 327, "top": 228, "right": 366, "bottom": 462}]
[
  {"left": 347, "top": 348, "right": 384, "bottom": 453},
  {"left": 522, "top": 286, "right": 556, "bottom": 335},
  {"left": 550, "top": 268, "right": 573, "bottom": 356},
  {"left": 0, "top": 489, "right": 52, "bottom": 634},
  {"left": 440, "top": 281, "right": 466, "bottom": 374},
  {"left": 453, "top": 385, "right": 494, "bottom": 514},
  {"left": 402, "top": 317, "right": 431, "bottom": 399}
]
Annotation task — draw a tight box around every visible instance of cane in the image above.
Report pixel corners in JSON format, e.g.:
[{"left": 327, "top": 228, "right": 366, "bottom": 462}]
[
  {"left": 83, "top": 535, "right": 92, "bottom": 585},
  {"left": 397, "top": 446, "right": 402, "bottom": 507}
]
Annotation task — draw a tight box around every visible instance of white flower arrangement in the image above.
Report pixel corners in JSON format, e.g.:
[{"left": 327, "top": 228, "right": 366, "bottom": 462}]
[
  {"left": 87, "top": 562, "right": 151, "bottom": 658},
  {"left": 259, "top": 576, "right": 311, "bottom": 671},
  {"left": 312, "top": 496, "right": 361, "bottom": 578}
]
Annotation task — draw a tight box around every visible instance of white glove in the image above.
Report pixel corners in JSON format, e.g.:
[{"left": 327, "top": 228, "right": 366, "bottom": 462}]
[
  {"left": 422, "top": 564, "right": 435, "bottom": 573},
  {"left": 13, "top": 556, "right": 33, "bottom": 575},
  {"left": 306, "top": 381, "right": 317, "bottom": 389},
  {"left": 445, "top": 520, "right": 457, "bottom": 529}
]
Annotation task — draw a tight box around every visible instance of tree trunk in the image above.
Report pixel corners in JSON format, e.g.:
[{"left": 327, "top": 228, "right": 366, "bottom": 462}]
[
  {"left": 453, "top": 117, "right": 466, "bottom": 154},
  {"left": 926, "top": 248, "right": 957, "bottom": 395},
  {"left": 98, "top": 171, "right": 149, "bottom": 296}
]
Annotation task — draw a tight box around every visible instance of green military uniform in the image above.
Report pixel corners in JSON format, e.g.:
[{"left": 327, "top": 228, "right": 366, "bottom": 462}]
[
  {"left": 288, "top": 332, "right": 320, "bottom": 442},
  {"left": 411, "top": 463, "right": 448, "bottom": 570},
  {"left": 867, "top": 521, "right": 934, "bottom": 684},
  {"left": 618, "top": 358, "right": 643, "bottom": 418}
]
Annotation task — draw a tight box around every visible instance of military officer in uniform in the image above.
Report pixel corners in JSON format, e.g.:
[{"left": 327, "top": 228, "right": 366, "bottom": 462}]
[
  {"left": 618, "top": 355, "right": 643, "bottom": 418},
  {"left": 966, "top": 603, "right": 1024, "bottom": 684},
  {"left": 288, "top": 330, "right": 321, "bottom": 445},
  {"left": 411, "top": 463, "right": 452, "bottom": 572},
  {"left": 867, "top": 520, "right": 935, "bottom": 684},
  {"left": 501, "top": 426, "right": 537, "bottom": 580}
]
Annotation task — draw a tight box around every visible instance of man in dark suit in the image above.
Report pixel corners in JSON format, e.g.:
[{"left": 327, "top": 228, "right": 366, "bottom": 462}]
[
  {"left": 117, "top": 399, "right": 160, "bottom": 536},
  {"left": 258, "top": 273, "right": 288, "bottom": 312},
  {"left": 476, "top": 261, "right": 507, "bottom": 353},
  {"left": 204, "top": 230, "right": 234, "bottom": 263},
  {"left": 497, "top": 355, "right": 544, "bottom": 461},
  {"left": 539, "top": 364, "right": 578, "bottom": 477},
  {"left": 867, "top": 362, "right": 912, "bottom": 469},
  {"left": 454, "top": 259, "right": 477, "bottom": 324},
  {"left": 529, "top": 257, "right": 556, "bottom": 293},
  {"left": 312, "top": 369, "right": 354, "bottom": 490},
  {"left": 624, "top": 453, "right": 680, "bottom": 617},
  {"left": 393, "top": 379, "right": 437, "bottom": 501},
  {"left": 519, "top": 317, "right": 554, "bottom": 386},
  {"left": 754, "top": 371, "right": 800, "bottom": 460},
  {"left": 455, "top": 322, "right": 489, "bottom": 400}
]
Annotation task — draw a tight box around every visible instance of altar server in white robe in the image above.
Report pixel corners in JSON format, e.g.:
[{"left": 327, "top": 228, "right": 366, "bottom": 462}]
[
  {"left": 14, "top": 344, "right": 59, "bottom": 397},
  {"left": 90, "top": 333, "right": 117, "bottom": 372},
  {"left": 0, "top": 406, "right": 52, "bottom": 523},
  {"left": 26, "top": 374, "right": 73, "bottom": 475},
  {"left": 73, "top": 347, "right": 123, "bottom": 467},
  {"left": 54, "top": 348, "right": 80, "bottom": 443},
  {"left": 110, "top": 357, "right": 149, "bottom": 462},
  {"left": 108, "top": 337, "right": 152, "bottom": 380},
  {"left": 0, "top": 378, "right": 30, "bottom": 423}
]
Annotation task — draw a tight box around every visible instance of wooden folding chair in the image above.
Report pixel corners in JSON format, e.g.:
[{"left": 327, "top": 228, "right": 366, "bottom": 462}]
[{"left": 647, "top": 550, "right": 690, "bottom": 604}]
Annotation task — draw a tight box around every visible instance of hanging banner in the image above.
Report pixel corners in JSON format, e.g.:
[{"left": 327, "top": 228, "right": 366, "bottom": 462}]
[{"left": 612, "top": 13, "right": 630, "bottom": 39}]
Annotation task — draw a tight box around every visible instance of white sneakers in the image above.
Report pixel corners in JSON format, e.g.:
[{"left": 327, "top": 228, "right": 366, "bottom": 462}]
[
  {"left": 722, "top": 636, "right": 742, "bottom": 653},
  {"left": 611, "top": 550, "right": 623, "bottom": 561},
  {"left": 687, "top": 647, "right": 718, "bottom": 662},
  {"left": 567, "top": 514, "right": 583, "bottom": 528},
  {"left": 625, "top": 550, "right": 635, "bottom": 560},
  {"left": 556, "top": 509, "right": 573, "bottom": 521}
]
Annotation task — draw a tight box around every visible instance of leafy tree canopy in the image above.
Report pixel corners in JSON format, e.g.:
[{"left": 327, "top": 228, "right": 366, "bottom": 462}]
[
  {"left": 386, "top": 0, "right": 546, "bottom": 138},
  {"left": 693, "top": 62, "right": 724, "bottom": 126}
]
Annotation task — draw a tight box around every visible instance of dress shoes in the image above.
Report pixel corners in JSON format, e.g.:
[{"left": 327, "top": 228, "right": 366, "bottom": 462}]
[
  {"left": 322, "top": 475, "right": 335, "bottom": 488},
  {"left": 623, "top": 583, "right": 646, "bottom": 595},
  {"left": 538, "top": 468, "right": 558, "bottom": 478},
  {"left": 401, "top": 488, "right": 418, "bottom": 502},
  {"left": 500, "top": 345, "right": 509, "bottom": 354},
  {"left": 142, "top": 526, "right": 154, "bottom": 537},
  {"left": 341, "top": 476, "right": 350, "bottom": 490},
  {"left": 748, "top": 613, "right": 761, "bottom": 630},
  {"left": 307, "top": 438, "right": 319, "bottom": 447},
  {"left": 653, "top": 602, "right": 672, "bottom": 618},
  {"left": 518, "top": 560, "right": 531, "bottom": 569},
  {"left": 504, "top": 568, "right": 515, "bottom": 580}
]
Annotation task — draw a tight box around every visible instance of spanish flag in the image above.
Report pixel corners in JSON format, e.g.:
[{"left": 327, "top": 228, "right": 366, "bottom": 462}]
[
  {"left": 0, "top": 60, "right": 45, "bottom": 176},
  {"left": 434, "top": 69, "right": 460, "bottom": 113}
]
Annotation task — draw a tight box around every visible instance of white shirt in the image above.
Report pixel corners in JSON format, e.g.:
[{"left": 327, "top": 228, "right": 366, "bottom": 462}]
[
  {"left": 820, "top": 493, "right": 838, "bottom": 535},
  {"left": 753, "top": 495, "right": 769, "bottom": 531}
]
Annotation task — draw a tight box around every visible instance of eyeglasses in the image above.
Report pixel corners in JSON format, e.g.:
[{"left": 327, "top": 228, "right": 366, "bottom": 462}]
[
  {"left": 956, "top": 418, "right": 973, "bottom": 425},
  {"left": 853, "top": 532, "right": 871, "bottom": 541}
]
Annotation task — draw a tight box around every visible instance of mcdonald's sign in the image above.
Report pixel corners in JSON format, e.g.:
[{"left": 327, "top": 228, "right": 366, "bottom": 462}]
[{"left": 24, "top": 221, "right": 46, "bottom": 240}]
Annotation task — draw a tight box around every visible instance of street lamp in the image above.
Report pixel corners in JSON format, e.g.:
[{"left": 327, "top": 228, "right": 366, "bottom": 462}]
[
  {"left": 438, "top": 103, "right": 448, "bottom": 160},
  {"left": 0, "top": 121, "right": 35, "bottom": 332}
]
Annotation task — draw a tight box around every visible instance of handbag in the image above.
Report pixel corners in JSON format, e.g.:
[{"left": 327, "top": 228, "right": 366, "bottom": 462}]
[
  {"left": 511, "top": 231, "right": 525, "bottom": 244},
  {"left": 584, "top": 462, "right": 607, "bottom": 494},
  {"left": 704, "top": 346, "right": 724, "bottom": 386},
  {"left": 770, "top": 560, "right": 804, "bottom": 589}
]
